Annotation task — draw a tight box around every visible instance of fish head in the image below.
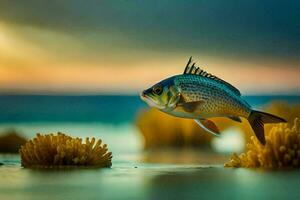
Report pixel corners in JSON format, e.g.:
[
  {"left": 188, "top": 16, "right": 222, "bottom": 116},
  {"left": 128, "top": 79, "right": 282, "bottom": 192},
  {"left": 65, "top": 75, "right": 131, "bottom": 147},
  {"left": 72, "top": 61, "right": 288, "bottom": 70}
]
[{"left": 140, "top": 76, "right": 178, "bottom": 110}]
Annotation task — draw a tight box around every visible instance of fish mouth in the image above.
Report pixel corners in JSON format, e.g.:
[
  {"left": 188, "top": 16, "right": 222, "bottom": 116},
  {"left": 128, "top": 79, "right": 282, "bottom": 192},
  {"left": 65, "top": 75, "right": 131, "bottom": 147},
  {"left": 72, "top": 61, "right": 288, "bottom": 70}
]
[
  {"left": 140, "top": 91, "right": 146, "bottom": 98},
  {"left": 140, "top": 91, "right": 148, "bottom": 101},
  {"left": 140, "top": 92, "right": 152, "bottom": 104}
]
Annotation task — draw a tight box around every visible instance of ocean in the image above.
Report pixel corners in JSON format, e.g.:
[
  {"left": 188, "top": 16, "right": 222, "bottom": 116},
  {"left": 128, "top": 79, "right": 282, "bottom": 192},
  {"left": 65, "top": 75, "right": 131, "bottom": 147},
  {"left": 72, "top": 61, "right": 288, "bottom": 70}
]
[
  {"left": 1, "top": 95, "right": 300, "bottom": 200},
  {"left": 0, "top": 95, "right": 299, "bottom": 124}
]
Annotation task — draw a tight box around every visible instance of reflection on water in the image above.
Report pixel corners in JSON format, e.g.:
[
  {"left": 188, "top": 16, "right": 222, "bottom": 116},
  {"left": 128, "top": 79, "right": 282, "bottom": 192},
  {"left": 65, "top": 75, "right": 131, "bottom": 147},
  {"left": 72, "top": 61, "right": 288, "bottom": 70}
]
[
  {"left": 141, "top": 149, "right": 228, "bottom": 165},
  {"left": 1, "top": 153, "right": 300, "bottom": 200},
  {"left": 147, "top": 167, "right": 300, "bottom": 200}
]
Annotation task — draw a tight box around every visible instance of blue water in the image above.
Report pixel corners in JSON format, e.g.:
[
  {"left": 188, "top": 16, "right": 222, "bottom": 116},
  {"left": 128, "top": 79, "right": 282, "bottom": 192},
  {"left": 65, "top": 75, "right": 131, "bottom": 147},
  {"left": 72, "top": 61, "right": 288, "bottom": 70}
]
[
  {"left": 1, "top": 95, "right": 300, "bottom": 200},
  {"left": 0, "top": 95, "right": 299, "bottom": 123},
  {"left": 0, "top": 95, "right": 144, "bottom": 123}
]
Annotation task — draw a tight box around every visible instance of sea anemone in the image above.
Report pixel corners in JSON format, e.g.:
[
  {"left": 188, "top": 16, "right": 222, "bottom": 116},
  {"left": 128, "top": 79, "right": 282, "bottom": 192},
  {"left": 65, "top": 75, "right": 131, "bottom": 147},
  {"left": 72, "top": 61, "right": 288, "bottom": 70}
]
[
  {"left": 225, "top": 118, "right": 300, "bottom": 168},
  {"left": 19, "top": 132, "right": 112, "bottom": 168},
  {"left": 136, "top": 108, "right": 213, "bottom": 149}
]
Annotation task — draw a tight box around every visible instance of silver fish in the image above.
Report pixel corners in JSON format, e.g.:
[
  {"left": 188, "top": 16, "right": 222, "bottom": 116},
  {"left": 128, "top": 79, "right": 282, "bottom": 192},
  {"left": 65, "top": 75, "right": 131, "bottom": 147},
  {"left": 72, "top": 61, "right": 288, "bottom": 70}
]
[{"left": 141, "top": 57, "right": 286, "bottom": 145}]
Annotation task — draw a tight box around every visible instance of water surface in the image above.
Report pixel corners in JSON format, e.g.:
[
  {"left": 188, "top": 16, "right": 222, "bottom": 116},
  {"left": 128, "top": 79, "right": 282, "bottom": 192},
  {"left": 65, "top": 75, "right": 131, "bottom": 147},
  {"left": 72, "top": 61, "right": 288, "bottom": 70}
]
[{"left": 0, "top": 95, "right": 300, "bottom": 200}]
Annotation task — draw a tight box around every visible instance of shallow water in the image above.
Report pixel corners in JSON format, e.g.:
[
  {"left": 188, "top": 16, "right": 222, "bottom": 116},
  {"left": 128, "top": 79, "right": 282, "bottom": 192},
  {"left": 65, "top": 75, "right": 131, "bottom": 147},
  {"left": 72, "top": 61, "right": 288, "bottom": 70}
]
[
  {"left": 1, "top": 153, "right": 300, "bottom": 200},
  {"left": 1, "top": 95, "right": 300, "bottom": 200}
]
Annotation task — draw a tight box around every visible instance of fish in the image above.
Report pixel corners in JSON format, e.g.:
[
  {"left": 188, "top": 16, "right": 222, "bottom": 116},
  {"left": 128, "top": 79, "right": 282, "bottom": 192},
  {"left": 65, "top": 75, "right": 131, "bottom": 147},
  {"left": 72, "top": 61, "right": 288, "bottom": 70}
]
[{"left": 140, "top": 57, "right": 287, "bottom": 145}]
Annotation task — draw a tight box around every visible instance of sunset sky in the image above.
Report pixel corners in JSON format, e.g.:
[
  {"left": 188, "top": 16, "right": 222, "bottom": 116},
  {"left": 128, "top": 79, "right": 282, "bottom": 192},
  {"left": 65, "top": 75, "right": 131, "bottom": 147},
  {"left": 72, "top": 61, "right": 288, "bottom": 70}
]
[{"left": 0, "top": 0, "right": 299, "bottom": 95}]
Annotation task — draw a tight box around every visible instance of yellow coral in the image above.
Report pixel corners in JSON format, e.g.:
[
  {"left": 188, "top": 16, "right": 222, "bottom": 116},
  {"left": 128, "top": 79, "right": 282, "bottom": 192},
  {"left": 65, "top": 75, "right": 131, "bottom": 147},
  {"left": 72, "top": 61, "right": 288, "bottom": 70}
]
[
  {"left": 225, "top": 118, "right": 300, "bottom": 168},
  {"left": 136, "top": 108, "right": 213, "bottom": 149},
  {"left": 19, "top": 132, "right": 112, "bottom": 168}
]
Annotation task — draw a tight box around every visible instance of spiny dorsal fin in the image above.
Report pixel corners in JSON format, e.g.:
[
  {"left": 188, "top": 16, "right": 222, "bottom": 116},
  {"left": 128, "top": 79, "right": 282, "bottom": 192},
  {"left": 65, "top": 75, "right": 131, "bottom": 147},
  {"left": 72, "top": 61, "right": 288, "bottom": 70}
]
[
  {"left": 184, "top": 57, "right": 192, "bottom": 74},
  {"left": 183, "top": 57, "right": 241, "bottom": 96}
]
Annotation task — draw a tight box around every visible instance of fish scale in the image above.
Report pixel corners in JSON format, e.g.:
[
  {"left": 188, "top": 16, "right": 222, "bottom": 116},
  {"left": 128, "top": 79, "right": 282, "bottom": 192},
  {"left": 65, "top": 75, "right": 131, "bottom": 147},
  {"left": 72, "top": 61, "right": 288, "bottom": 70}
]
[{"left": 174, "top": 74, "right": 251, "bottom": 118}]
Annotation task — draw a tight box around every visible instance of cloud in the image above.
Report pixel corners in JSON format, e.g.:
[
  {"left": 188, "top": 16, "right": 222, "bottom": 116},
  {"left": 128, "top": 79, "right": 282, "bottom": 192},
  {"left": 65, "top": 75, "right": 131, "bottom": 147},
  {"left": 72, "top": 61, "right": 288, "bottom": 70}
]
[{"left": 0, "top": 0, "right": 299, "bottom": 61}]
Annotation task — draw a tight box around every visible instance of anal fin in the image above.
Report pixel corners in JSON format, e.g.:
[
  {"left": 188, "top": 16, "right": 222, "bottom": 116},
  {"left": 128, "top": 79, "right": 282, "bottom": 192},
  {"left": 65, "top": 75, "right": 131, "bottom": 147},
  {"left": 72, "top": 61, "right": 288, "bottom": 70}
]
[{"left": 194, "top": 119, "right": 220, "bottom": 137}]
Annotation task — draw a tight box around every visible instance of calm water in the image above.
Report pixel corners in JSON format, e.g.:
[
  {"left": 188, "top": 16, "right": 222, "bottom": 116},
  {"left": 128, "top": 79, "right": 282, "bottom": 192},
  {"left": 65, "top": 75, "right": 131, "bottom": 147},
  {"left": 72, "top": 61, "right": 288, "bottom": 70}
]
[
  {"left": 1, "top": 154, "right": 300, "bottom": 200},
  {"left": 0, "top": 95, "right": 299, "bottom": 124},
  {"left": 0, "top": 95, "right": 300, "bottom": 200}
]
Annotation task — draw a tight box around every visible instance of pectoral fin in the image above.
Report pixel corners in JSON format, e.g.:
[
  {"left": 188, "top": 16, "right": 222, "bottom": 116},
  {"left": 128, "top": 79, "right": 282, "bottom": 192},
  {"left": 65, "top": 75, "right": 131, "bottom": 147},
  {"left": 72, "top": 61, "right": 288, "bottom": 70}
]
[
  {"left": 178, "top": 100, "right": 205, "bottom": 113},
  {"left": 194, "top": 119, "right": 220, "bottom": 137},
  {"left": 227, "top": 116, "right": 242, "bottom": 123}
]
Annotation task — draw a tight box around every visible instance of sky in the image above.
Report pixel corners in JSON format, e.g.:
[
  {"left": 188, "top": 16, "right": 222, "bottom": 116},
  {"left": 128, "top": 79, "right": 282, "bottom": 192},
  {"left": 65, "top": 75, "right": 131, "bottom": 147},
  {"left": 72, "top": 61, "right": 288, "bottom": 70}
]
[{"left": 0, "top": 0, "right": 299, "bottom": 95}]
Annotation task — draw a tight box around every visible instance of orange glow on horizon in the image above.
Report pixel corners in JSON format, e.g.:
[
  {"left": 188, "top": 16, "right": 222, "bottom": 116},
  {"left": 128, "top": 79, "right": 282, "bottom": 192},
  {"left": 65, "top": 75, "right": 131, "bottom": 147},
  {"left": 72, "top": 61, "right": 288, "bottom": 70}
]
[
  {"left": 0, "top": 22, "right": 299, "bottom": 95},
  {"left": 1, "top": 61, "right": 299, "bottom": 94}
]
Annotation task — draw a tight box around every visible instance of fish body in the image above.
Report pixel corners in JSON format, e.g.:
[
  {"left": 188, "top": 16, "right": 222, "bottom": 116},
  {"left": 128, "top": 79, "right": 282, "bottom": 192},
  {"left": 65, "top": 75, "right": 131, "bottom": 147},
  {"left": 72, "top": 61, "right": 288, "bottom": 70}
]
[
  {"left": 141, "top": 57, "right": 287, "bottom": 145},
  {"left": 161, "top": 74, "right": 251, "bottom": 119}
]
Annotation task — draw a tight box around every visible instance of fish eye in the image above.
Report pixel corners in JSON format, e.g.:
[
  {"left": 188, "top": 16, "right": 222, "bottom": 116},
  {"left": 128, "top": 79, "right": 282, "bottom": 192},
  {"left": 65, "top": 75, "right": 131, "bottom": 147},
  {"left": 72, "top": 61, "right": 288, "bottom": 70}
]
[{"left": 153, "top": 85, "right": 163, "bottom": 95}]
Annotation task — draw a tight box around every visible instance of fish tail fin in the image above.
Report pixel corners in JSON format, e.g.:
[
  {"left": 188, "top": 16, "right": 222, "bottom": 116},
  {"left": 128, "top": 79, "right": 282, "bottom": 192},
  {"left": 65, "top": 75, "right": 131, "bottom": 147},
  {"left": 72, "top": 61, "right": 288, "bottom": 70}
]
[{"left": 248, "top": 110, "right": 287, "bottom": 145}]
